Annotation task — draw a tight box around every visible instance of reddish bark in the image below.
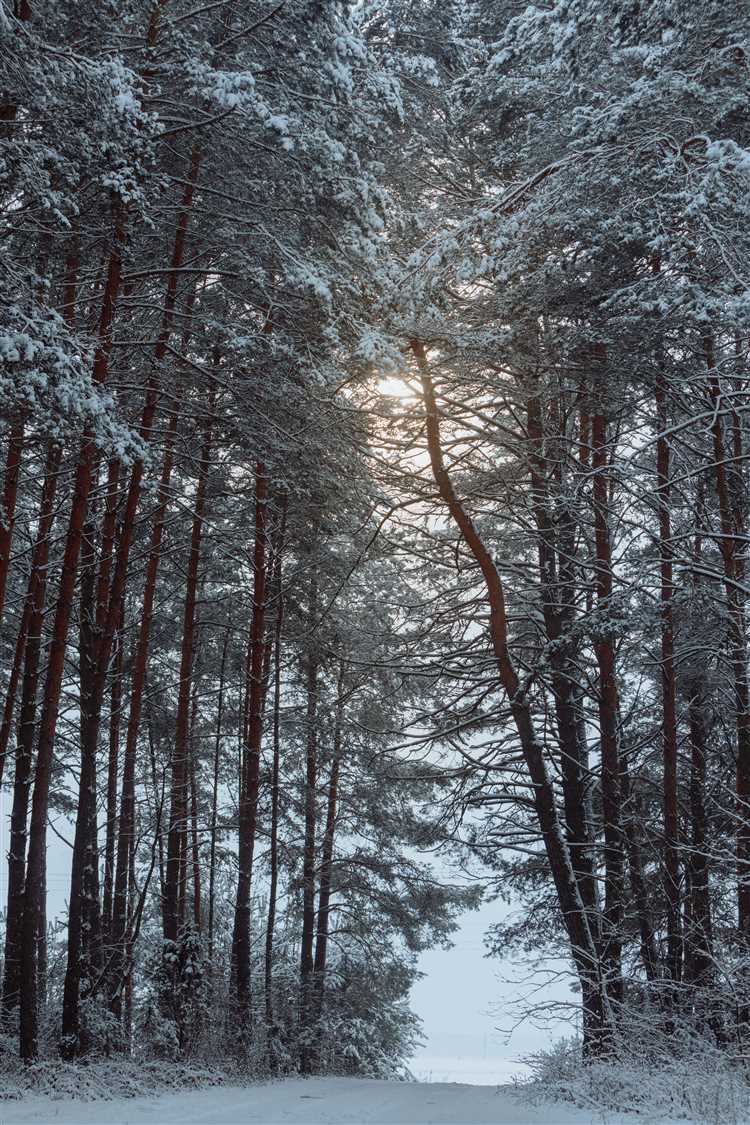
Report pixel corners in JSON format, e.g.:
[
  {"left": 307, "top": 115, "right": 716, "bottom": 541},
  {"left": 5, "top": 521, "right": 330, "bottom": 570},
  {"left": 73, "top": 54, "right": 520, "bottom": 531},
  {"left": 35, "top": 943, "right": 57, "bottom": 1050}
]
[
  {"left": 1, "top": 445, "right": 61, "bottom": 1026},
  {"left": 20, "top": 220, "right": 122, "bottom": 1060},
  {"left": 412, "top": 340, "right": 613, "bottom": 1053},
  {"left": 109, "top": 399, "right": 180, "bottom": 1015}
]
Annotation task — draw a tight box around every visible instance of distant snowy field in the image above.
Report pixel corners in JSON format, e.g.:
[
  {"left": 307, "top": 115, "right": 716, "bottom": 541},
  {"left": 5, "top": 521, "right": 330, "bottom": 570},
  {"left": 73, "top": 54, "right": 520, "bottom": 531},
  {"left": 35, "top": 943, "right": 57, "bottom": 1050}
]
[
  {"left": 411, "top": 1054, "right": 529, "bottom": 1085},
  {"left": 0, "top": 1075, "right": 686, "bottom": 1125}
]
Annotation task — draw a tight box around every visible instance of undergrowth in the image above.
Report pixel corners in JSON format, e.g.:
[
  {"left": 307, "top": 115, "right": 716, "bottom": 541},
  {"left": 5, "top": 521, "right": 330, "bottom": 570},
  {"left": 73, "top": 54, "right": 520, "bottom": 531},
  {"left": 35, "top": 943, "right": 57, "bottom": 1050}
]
[{"left": 520, "top": 1028, "right": 750, "bottom": 1125}]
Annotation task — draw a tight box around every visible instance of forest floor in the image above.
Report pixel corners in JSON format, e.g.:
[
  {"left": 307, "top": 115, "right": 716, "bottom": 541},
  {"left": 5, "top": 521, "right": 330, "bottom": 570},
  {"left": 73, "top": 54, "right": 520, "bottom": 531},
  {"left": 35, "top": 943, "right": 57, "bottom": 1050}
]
[{"left": 0, "top": 1074, "right": 691, "bottom": 1125}]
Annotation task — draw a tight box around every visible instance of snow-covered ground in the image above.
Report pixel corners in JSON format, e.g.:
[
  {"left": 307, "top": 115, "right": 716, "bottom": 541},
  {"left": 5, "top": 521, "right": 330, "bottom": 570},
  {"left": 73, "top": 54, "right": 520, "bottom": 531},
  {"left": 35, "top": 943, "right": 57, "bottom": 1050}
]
[{"left": 0, "top": 1075, "right": 667, "bottom": 1125}]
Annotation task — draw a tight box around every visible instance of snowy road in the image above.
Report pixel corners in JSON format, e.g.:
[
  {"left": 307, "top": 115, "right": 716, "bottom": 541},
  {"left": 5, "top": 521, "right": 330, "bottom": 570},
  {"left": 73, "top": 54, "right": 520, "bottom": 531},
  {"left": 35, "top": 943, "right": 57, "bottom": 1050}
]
[{"left": 0, "top": 1075, "right": 647, "bottom": 1125}]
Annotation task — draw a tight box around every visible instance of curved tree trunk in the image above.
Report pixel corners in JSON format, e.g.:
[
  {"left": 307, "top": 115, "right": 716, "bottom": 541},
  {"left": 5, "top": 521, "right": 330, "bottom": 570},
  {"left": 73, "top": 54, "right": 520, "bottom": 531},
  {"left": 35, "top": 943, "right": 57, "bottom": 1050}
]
[{"left": 412, "top": 340, "right": 614, "bottom": 1055}]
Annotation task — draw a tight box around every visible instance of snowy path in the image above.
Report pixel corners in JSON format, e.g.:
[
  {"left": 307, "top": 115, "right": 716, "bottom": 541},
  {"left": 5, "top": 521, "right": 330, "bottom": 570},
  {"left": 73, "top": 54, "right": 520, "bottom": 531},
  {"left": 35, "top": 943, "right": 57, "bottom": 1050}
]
[{"left": 0, "top": 1075, "right": 647, "bottom": 1125}]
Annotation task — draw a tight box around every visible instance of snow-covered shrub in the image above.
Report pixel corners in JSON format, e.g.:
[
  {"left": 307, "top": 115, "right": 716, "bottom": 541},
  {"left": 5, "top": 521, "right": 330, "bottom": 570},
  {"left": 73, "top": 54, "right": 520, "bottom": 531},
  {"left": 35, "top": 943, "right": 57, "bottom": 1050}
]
[
  {"left": 521, "top": 1027, "right": 750, "bottom": 1125},
  {"left": 310, "top": 957, "right": 422, "bottom": 1079},
  {"left": 0, "top": 1054, "right": 225, "bottom": 1103},
  {"left": 137, "top": 926, "right": 208, "bottom": 1060}
]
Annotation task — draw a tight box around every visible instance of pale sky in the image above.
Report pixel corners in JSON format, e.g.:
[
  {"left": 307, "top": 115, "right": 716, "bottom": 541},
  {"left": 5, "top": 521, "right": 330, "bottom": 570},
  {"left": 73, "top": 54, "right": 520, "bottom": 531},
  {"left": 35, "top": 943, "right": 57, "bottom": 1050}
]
[{"left": 410, "top": 897, "right": 572, "bottom": 1084}]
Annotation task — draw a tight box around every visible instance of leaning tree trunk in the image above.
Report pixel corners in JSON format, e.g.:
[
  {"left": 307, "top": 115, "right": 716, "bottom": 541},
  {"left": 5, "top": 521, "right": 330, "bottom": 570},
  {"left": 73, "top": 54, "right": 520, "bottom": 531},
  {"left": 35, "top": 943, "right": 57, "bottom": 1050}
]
[{"left": 412, "top": 340, "right": 614, "bottom": 1056}]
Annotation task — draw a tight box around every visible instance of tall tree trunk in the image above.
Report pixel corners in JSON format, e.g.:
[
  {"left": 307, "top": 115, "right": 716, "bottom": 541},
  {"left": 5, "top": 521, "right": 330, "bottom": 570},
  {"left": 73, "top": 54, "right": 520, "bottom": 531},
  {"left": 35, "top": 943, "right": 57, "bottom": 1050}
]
[
  {"left": 164, "top": 388, "right": 214, "bottom": 943},
  {"left": 230, "top": 464, "right": 269, "bottom": 1021},
  {"left": 57, "top": 140, "right": 200, "bottom": 1045},
  {"left": 109, "top": 400, "right": 180, "bottom": 1015},
  {"left": 109, "top": 269, "right": 200, "bottom": 1015},
  {"left": 208, "top": 630, "right": 229, "bottom": 964},
  {"left": 656, "top": 366, "right": 682, "bottom": 982},
  {"left": 526, "top": 380, "right": 600, "bottom": 945},
  {"left": 685, "top": 688, "right": 713, "bottom": 986},
  {"left": 61, "top": 521, "right": 103, "bottom": 1056},
  {"left": 299, "top": 576, "right": 319, "bottom": 1075},
  {"left": 71, "top": 151, "right": 203, "bottom": 1021},
  {"left": 704, "top": 334, "right": 750, "bottom": 937},
  {"left": 102, "top": 603, "right": 124, "bottom": 942},
  {"left": 264, "top": 497, "right": 286, "bottom": 1061},
  {"left": 619, "top": 751, "right": 659, "bottom": 982},
  {"left": 1, "top": 446, "right": 60, "bottom": 1027},
  {"left": 311, "top": 665, "right": 345, "bottom": 1065},
  {"left": 683, "top": 497, "right": 714, "bottom": 986},
  {"left": 590, "top": 352, "right": 625, "bottom": 1007},
  {"left": 20, "top": 222, "right": 122, "bottom": 1060},
  {"left": 189, "top": 686, "right": 202, "bottom": 931},
  {"left": 0, "top": 588, "right": 31, "bottom": 786}
]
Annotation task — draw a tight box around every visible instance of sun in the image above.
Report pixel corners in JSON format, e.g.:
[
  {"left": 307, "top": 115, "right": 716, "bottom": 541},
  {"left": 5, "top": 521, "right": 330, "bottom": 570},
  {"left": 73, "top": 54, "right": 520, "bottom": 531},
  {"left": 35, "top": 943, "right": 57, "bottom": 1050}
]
[{"left": 378, "top": 375, "right": 418, "bottom": 401}]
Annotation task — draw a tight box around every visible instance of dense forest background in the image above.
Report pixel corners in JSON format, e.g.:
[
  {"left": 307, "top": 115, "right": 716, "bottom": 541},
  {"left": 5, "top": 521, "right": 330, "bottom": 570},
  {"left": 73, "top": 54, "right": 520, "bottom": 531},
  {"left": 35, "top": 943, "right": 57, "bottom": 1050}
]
[{"left": 1, "top": 0, "right": 750, "bottom": 1093}]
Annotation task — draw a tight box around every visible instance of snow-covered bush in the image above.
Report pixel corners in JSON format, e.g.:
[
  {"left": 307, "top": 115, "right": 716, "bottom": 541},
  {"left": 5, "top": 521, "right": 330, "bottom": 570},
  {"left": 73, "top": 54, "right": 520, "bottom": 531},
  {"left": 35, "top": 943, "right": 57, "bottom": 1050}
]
[
  {"left": 0, "top": 1053, "right": 225, "bottom": 1103},
  {"left": 522, "top": 1029, "right": 750, "bottom": 1125},
  {"left": 137, "top": 927, "right": 208, "bottom": 1060}
]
